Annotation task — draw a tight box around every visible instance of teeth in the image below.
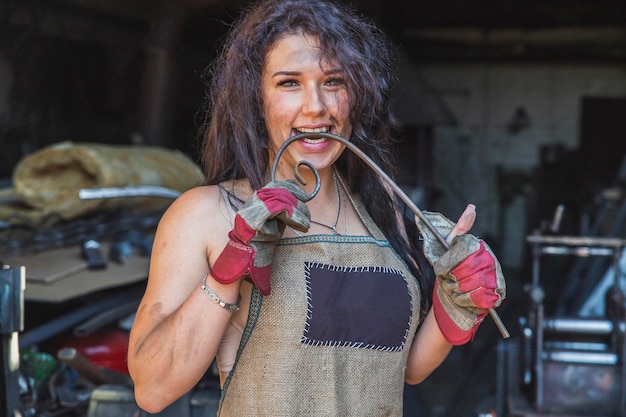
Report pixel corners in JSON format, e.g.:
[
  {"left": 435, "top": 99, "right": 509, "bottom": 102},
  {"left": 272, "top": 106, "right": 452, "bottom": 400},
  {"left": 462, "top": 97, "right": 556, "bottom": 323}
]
[
  {"left": 303, "top": 137, "right": 325, "bottom": 144},
  {"left": 293, "top": 127, "right": 330, "bottom": 144},
  {"left": 296, "top": 127, "right": 330, "bottom": 134}
]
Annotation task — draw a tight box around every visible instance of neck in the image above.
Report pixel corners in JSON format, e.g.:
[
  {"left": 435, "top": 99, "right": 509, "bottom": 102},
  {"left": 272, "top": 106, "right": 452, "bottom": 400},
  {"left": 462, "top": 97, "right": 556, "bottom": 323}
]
[{"left": 308, "top": 168, "right": 343, "bottom": 235}]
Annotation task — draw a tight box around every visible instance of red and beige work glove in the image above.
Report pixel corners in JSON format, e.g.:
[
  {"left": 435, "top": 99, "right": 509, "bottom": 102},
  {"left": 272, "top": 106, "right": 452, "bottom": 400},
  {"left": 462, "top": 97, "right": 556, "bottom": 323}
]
[
  {"left": 211, "top": 180, "right": 310, "bottom": 295},
  {"left": 416, "top": 211, "right": 506, "bottom": 345}
]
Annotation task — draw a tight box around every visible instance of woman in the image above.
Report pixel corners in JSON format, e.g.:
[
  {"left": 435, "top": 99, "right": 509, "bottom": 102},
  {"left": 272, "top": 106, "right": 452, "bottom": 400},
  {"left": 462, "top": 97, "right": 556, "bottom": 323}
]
[{"left": 127, "top": 0, "right": 505, "bottom": 415}]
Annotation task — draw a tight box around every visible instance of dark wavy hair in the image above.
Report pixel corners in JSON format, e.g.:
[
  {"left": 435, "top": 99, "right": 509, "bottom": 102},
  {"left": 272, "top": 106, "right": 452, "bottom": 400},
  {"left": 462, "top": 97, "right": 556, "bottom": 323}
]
[{"left": 200, "top": 0, "right": 433, "bottom": 317}]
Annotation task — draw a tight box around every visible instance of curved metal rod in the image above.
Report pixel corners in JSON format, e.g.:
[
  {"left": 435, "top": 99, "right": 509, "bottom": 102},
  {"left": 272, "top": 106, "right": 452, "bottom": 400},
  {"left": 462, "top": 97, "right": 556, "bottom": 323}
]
[
  {"left": 271, "top": 140, "right": 322, "bottom": 201},
  {"left": 272, "top": 133, "right": 453, "bottom": 245},
  {"left": 271, "top": 132, "right": 509, "bottom": 339}
]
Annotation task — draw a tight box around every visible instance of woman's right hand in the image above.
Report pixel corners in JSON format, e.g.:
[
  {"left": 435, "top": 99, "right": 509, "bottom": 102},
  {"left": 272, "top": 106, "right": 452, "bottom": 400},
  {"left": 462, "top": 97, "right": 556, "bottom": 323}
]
[{"left": 211, "top": 180, "right": 310, "bottom": 295}]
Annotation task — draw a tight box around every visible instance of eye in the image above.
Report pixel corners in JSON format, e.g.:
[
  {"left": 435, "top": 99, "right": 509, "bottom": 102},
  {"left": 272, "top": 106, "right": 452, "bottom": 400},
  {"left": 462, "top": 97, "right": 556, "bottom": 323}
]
[
  {"left": 325, "top": 77, "right": 346, "bottom": 88},
  {"left": 277, "top": 79, "right": 298, "bottom": 87}
]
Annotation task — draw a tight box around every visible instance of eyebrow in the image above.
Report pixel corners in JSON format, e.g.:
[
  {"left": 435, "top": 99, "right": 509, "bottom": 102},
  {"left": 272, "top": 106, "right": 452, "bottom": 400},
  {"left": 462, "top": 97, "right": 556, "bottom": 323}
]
[
  {"left": 271, "top": 68, "right": 344, "bottom": 77},
  {"left": 271, "top": 71, "right": 300, "bottom": 77}
]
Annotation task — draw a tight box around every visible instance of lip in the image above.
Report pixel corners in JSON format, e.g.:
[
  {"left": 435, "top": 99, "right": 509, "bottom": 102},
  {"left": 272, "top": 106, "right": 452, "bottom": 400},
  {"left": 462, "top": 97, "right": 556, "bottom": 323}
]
[
  {"left": 287, "top": 130, "right": 334, "bottom": 151},
  {"left": 299, "top": 136, "right": 331, "bottom": 149}
]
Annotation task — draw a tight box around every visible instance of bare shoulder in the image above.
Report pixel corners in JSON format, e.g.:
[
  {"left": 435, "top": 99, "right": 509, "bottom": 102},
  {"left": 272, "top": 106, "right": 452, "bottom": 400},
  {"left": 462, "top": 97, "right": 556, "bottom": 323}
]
[
  {"left": 168, "top": 179, "right": 251, "bottom": 214},
  {"left": 157, "top": 185, "right": 231, "bottom": 239},
  {"left": 169, "top": 185, "right": 226, "bottom": 213},
  {"left": 145, "top": 185, "right": 233, "bottom": 295},
  {"left": 153, "top": 179, "right": 252, "bottom": 261}
]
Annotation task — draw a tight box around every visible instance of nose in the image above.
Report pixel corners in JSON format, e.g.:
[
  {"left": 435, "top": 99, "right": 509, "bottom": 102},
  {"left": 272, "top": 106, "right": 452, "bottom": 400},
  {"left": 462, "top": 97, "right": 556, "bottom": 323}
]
[{"left": 302, "top": 86, "right": 327, "bottom": 115}]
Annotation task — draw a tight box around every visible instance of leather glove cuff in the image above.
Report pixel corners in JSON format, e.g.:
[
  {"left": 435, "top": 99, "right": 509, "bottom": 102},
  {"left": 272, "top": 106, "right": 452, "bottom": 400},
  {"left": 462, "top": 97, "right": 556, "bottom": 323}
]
[{"left": 433, "top": 280, "right": 488, "bottom": 345}]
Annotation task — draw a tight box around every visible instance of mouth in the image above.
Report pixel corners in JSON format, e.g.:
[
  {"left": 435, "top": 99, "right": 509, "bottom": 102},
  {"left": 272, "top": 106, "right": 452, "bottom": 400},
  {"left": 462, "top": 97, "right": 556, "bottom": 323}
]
[{"left": 292, "top": 126, "right": 332, "bottom": 144}]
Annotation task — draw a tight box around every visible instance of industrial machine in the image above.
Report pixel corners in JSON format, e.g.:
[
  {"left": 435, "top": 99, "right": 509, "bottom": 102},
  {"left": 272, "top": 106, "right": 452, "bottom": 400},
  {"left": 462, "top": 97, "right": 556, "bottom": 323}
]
[
  {"left": 498, "top": 195, "right": 626, "bottom": 417},
  {"left": 1, "top": 265, "right": 24, "bottom": 417}
]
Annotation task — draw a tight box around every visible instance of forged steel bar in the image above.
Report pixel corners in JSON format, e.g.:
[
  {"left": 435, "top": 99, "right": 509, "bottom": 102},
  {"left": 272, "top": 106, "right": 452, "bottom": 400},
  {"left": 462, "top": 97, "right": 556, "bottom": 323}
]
[{"left": 79, "top": 185, "right": 182, "bottom": 200}]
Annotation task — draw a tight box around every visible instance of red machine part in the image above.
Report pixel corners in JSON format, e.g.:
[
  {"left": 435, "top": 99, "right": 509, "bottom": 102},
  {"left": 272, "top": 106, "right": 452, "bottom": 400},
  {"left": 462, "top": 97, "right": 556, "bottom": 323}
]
[{"left": 43, "top": 326, "right": 130, "bottom": 374}]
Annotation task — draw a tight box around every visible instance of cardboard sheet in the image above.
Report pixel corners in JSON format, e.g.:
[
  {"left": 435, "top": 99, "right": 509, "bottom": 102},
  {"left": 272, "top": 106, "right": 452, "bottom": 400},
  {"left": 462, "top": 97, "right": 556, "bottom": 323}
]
[
  {"left": 4, "top": 244, "right": 149, "bottom": 303},
  {"left": 5, "top": 247, "right": 88, "bottom": 284}
]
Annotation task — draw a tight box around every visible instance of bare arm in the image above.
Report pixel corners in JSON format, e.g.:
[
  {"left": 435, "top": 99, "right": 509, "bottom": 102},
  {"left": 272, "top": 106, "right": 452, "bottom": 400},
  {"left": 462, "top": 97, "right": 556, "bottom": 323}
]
[
  {"left": 127, "top": 186, "right": 242, "bottom": 413},
  {"left": 405, "top": 308, "right": 452, "bottom": 384}
]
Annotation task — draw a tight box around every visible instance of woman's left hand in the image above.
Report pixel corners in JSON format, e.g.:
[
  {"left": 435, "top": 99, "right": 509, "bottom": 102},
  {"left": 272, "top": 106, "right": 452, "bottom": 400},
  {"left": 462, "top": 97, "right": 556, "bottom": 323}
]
[{"left": 415, "top": 205, "right": 506, "bottom": 345}]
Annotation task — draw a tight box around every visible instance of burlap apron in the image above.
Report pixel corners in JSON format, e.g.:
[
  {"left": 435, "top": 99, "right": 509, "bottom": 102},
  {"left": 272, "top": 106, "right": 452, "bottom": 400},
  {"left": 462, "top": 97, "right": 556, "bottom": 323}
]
[{"left": 218, "top": 184, "right": 421, "bottom": 417}]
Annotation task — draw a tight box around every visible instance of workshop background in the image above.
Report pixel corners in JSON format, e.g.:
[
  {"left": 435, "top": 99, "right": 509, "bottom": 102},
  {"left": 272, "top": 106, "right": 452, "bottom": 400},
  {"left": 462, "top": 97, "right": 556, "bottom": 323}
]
[{"left": 1, "top": 0, "right": 626, "bottom": 416}]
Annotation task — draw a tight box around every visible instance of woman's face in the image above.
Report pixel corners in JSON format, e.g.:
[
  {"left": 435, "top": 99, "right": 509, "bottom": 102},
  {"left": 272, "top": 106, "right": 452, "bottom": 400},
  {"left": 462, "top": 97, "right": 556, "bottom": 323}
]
[{"left": 262, "top": 32, "right": 352, "bottom": 177}]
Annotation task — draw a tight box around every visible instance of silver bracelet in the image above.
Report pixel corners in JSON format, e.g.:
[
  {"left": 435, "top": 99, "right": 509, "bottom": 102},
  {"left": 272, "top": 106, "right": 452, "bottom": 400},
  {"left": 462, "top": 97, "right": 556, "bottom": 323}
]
[{"left": 201, "top": 275, "right": 241, "bottom": 312}]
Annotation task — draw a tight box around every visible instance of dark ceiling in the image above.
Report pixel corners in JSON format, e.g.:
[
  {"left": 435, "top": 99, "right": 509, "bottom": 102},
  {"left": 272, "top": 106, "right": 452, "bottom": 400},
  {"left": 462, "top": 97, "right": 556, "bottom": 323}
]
[
  {"left": 12, "top": 0, "right": 625, "bottom": 61},
  {"left": 1, "top": 0, "right": 625, "bottom": 177},
  {"left": 28, "top": 0, "right": 626, "bottom": 27},
  {"left": 352, "top": 0, "right": 626, "bottom": 63},
  {"left": 8, "top": 0, "right": 626, "bottom": 60},
  {"left": 361, "top": 0, "right": 626, "bottom": 28}
]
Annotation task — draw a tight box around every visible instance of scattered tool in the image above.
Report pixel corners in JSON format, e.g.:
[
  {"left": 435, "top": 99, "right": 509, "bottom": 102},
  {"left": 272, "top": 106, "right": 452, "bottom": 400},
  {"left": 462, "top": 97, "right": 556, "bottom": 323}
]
[
  {"left": 81, "top": 239, "right": 107, "bottom": 270},
  {"left": 57, "top": 347, "right": 133, "bottom": 387}
]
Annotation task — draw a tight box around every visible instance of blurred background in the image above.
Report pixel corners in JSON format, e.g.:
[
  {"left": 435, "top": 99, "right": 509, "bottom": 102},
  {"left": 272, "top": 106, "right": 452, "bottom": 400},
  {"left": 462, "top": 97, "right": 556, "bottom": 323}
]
[{"left": 1, "top": 1, "right": 625, "bottom": 416}]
